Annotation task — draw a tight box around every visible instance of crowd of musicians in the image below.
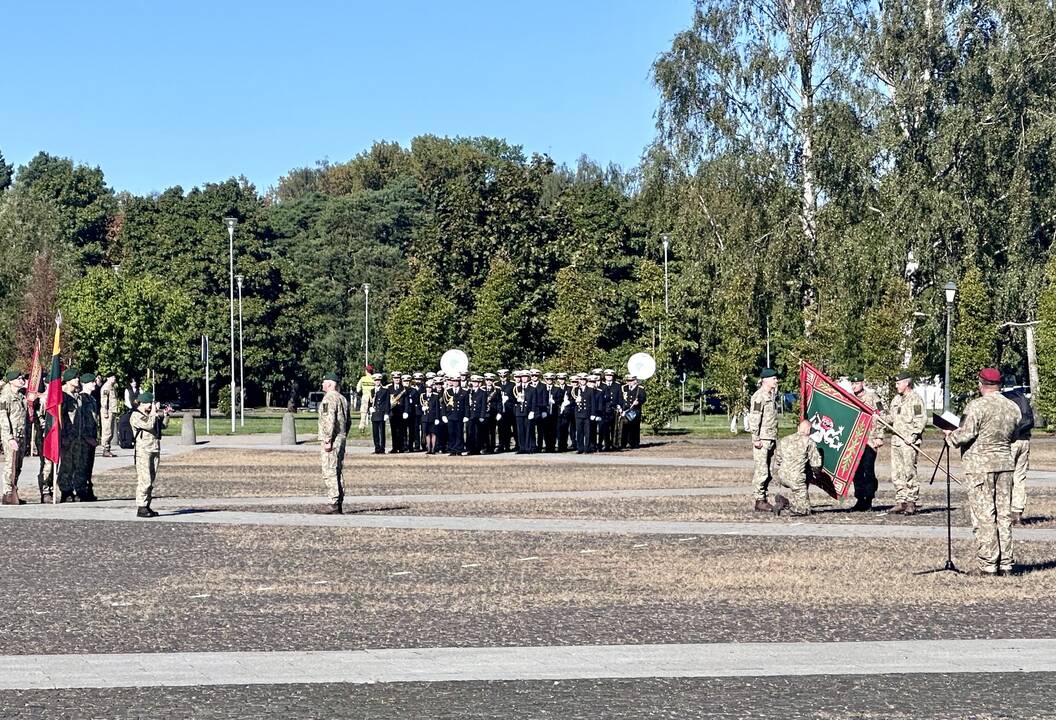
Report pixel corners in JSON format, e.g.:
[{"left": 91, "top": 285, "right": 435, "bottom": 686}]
[{"left": 357, "top": 367, "right": 647, "bottom": 456}]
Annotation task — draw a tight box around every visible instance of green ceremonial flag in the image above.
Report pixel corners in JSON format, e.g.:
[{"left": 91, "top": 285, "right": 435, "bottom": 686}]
[{"left": 799, "top": 361, "right": 876, "bottom": 497}]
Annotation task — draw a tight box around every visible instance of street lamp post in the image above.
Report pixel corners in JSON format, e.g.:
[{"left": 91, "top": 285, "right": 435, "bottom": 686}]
[
  {"left": 363, "top": 283, "right": 371, "bottom": 367},
  {"left": 944, "top": 281, "right": 957, "bottom": 411},
  {"left": 662, "top": 234, "right": 670, "bottom": 313},
  {"left": 223, "top": 217, "right": 237, "bottom": 433},
  {"left": 236, "top": 274, "right": 244, "bottom": 427}
]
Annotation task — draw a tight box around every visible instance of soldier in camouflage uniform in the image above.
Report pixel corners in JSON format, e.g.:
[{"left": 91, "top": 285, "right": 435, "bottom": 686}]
[
  {"left": 100, "top": 374, "right": 119, "bottom": 457},
  {"left": 317, "top": 372, "right": 350, "bottom": 515},
  {"left": 945, "top": 368, "right": 1021, "bottom": 576},
  {"left": 748, "top": 368, "right": 780, "bottom": 511},
  {"left": 882, "top": 370, "right": 927, "bottom": 515},
  {"left": 772, "top": 419, "right": 823, "bottom": 516},
  {"left": 0, "top": 371, "right": 29, "bottom": 505},
  {"left": 129, "top": 391, "right": 171, "bottom": 518},
  {"left": 74, "top": 373, "right": 100, "bottom": 501},
  {"left": 849, "top": 373, "right": 884, "bottom": 511}
]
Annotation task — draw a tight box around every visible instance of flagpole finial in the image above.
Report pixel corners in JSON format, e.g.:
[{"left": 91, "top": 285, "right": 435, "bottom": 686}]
[{"left": 55, "top": 311, "right": 63, "bottom": 327}]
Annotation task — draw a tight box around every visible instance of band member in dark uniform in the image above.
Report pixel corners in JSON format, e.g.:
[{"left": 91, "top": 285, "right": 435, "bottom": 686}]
[
  {"left": 599, "top": 369, "right": 620, "bottom": 451},
  {"left": 497, "top": 369, "right": 516, "bottom": 452},
  {"left": 556, "top": 372, "right": 575, "bottom": 452},
  {"left": 513, "top": 371, "right": 533, "bottom": 453},
  {"left": 573, "top": 374, "right": 596, "bottom": 454},
  {"left": 368, "top": 372, "right": 390, "bottom": 454},
  {"left": 388, "top": 372, "right": 409, "bottom": 453},
  {"left": 620, "top": 374, "right": 647, "bottom": 449},
  {"left": 421, "top": 378, "right": 442, "bottom": 454},
  {"left": 466, "top": 375, "right": 487, "bottom": 455},
  {"left": 443, "top": 376, "right": 468, "bottom": 456},
  {"left": 483, "top": 373, "right": 501, "bottom": 454}
]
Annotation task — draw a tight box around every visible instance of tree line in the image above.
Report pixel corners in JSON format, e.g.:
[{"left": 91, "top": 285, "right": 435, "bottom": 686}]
[{"left": 2, "top": 0, "right": 1056, "bottom": 424}]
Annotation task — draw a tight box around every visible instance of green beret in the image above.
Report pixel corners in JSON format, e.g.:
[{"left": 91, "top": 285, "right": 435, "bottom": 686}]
[
  {"left": 137, "top": 391, "right": 154, "bottom": 404},
  {"left": 79, "top": 373, "right": 96, "bottom": 384},
  {"left": 62, "top": 368, "right": 80, "bottom": 382},
  {"left": 760, "top": 368, "right": 778, "bottom": 379},
  {"left": 323, "top": 372, "right": 340, "bottom": 384},
  {"left": 848, "top": 373, "right": 864, "bottom": 383},
  {"left": 5, "top": 370, "right": 24, "bottom": 382},
  {"left": 893, "top": 370, "right": 913, "bottom": 382}
]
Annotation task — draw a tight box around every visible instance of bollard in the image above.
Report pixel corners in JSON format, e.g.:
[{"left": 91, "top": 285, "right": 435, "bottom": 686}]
[
  {"left": 281, "top": 411, "right": 297, "bottom": 445},
  {"left": 181, "top": 412, "right": 197, "bottom": 445}
]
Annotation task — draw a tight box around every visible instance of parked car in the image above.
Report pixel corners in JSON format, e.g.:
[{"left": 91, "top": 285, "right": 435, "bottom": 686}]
[{"left": 306, "top": 391, "right": 325, "bottom": 412}]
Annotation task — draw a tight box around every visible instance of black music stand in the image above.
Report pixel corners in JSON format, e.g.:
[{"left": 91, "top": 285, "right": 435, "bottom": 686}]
[{"left": 915, "top": 413, "right": 961, "bottom": 575}]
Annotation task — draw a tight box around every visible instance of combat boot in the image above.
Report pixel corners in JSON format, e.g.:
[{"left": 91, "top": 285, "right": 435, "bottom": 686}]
[
  {"left": 1011, "top": 512, "right": 1023, "bottom": 526},
  {"left": 903, "top": 501, "right": 918, "bottom": 516},
  {"left": 888, "top": 502, "right": 905, "bottom": 515},
  {"left": 136, "top": 506, "right": 158, "bottom": 518},
  {"left": 102, "top": 450, "right": 115, "bottom": 458},
  {"left": 849, "top": 497, "right": 873, "bottom": 512},
  {"left": 59, "top": 490, "right": 76, "bottom": 503},
  {"left": 40, "top": 492, "right": 54, "bottom": 505},
  {"left": 771, "top": 495, "right": 790, "bottom": 516},
  {"left": 753, "top": 499, "right": 773, "bottom": 512},
  {"left": 1, "top": 490, "right": 19, "bottom": 505},
  {"left": 316, "top": 502, "right": 343, "bottom": 515}
]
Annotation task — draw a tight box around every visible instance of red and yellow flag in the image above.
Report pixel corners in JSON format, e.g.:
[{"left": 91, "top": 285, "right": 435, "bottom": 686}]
[{"left": 43, "top": 314, "right": 63, "bottom": 464}]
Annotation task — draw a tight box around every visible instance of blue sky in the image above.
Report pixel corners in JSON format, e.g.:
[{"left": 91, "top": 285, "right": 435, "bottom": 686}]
[{"left": 0, "top": 1, "right": 691, "bottom": 195}]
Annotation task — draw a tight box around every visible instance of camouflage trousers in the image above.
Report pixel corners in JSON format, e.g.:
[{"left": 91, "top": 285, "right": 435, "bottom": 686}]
[
  {"left": 966, "top": 470, "right": 1014, "bottom": 573},
  {"left": 752, "top": 440, "right": 776, "bottom": 500},
  {"left": 136, "top": 451, "right": 160, "bottom": 507},
  {"left": 0, "top": 439, "right": 26, "bottom": 495},
  {"left": 321, "top": 439, "right": 346, "bottom": 504},
  {"left": 774, "top": 470, "right": 811, "bottom": 515},
  {"left": 101, "top": 414, "right": 116, "bottom": 452},
  {"left": 1011, "top": 439, "right": 1030, "bottom": 514},
  {"left": 889, "top": 441, "right": 919, "bottom": 503}
]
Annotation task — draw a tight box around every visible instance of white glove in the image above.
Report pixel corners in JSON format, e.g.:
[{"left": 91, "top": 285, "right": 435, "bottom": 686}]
[
  {"left": 402, "top": 412, "right": 408, "bottom": 420},
  {"left": 528, "top": 412, "right": 535, "bottom": 420},
  {"left": 442, "top": 416, "right": 448, "bottom": 424},
  {"left": 501, "top": 393, "right": 509, "bottom": 404},
  {"left": 384, "top": 414, "right": 389, "bottom": 422},
  {"left": 434, "top": 419, "right": 440, "bottom": 426},
  {"left": 479, "top": 418, "right": 484, "bottom": 423},
  {"left": 541, "top": 412, "right": 548, "bottom": 419},
  {"left": 496, "top": 413, "right": 502, "bottom": 420},
  {"left": 463, "top": 417, "right": 469, "bottom": 423}
]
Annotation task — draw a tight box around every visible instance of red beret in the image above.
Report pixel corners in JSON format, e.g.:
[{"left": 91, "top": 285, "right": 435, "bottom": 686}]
[{"left": 978, "top": 368, "right": 1001, "bottom": 385}]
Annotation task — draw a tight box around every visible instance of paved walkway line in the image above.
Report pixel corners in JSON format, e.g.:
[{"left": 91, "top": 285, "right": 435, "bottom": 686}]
[
  {"left": 1, "top": 638, "right": 1055, "bottom": 689},
  {"left": 4, "top": 505, "right": 1056, "bottom": 541}
]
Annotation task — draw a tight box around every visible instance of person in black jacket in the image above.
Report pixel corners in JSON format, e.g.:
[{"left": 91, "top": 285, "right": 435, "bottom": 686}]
[
  {"left": 1003, "top": 386, "right": 1035, "bottom": 525},
  {"left": 465, "top": 375, "right": 487, "bottom": 455},
  {"left": 483, "top": 373, "right": 502, "bottom": 454},
  {"left": 513, "top": 371, "right": 532, "bottom": 453},
  {"left": 620, "top": 374, "right": 647, "bottom": 449},
  {"left": 540, "top": 372, "right": 560, "bottom": 452},
  {"left": 572, "top": 374, "right": 596, "bottom": 453},
  {"left": 411, "top": 372, "right": 425, "bottom": 452},
  {"left": 526, "top": 369, "right": 549, "bottom": 453},
  {"left": 443, "top": 376, "right": 468, "bottom": 456},
  {"left": 421, "top": 379, "right": 442, "bottom": 454},
  {"left": 598, "top": 370, "right": 620, "bottom": 451},
  {"left": 368, "top": 373, "right": 390, "bottom": 454},
  {"left": 497, "top": 369, "right": 516, "bottom": 452},
  {"left": 556, "top": 372, "right": 575, "bottom": 452},
  {"left": 388, "top": 372, "right": 409, "bottom": 453}
]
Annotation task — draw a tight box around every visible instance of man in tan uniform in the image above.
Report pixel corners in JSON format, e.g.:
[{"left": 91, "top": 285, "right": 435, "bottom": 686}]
[
  {"left": 849, "top": 373, "right": 884, "bottom": 511},
  {"left": 883, "top": 370, "right": 927, "bottom": 515},
  {"left": 748, "top": 368, "right": 780, "bottom": 511},
  {"left": 317, "top": 372, "right": 350, "bottom": 515},
  {"left": 944, "top": 368, "right": 1020, "bottom": 576},
  {"left": 100, "top": 374, "right": 119, "bottom": 457},
  {"left": 130, "top": 391, "right": 171, "bottom": 518},
  {"left": 0, "top": 371, "right": 29, "bottom": 505},
  {"left": 772, "top": 419, "right": 823, "bottom": 516}
]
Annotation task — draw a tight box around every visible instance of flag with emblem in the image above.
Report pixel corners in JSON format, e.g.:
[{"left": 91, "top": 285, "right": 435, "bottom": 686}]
[
  {"left": 43, "top": 313, "right": 63, "bottom": 465},
  {"left": 799, "top": 361, "right": 876, "bottom": 497}
]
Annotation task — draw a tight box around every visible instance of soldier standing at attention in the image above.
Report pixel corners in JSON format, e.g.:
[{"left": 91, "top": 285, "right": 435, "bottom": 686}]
[
  {"left": 316, "top": 372, "right": 349, "bottom": 515},
  {"left": 849, "top": 373, "right": 884, "bottom": 511},
  {"left": 99, "top": 374, "right": 119, "bottom": 457},
  {"left": 747, "top": 368, "right": 780, "bottom": 512},
  {"left": 1002, "top": 385, "right": 1034, "bottom": 525},
  {"left": 619, "top": 374, "right": 646, "bottom": 449},
  {"left": 556, "top": 373, "right": 575, "bottom": 452},
  {"left": 57, "top": 368, "right": 81, "bottom": 503},
  {"left": 944, "top": 368, "right": 1021, "bottom": 575},
  {"left": 483, "top": 373, "right": 501, "bottom": 454},
  {"left": 771, "top": 419, "right": 823, "bottom": 516},
  {"left": 599, "top": 370, "right": 618, "bottom": 451},
  {"left": 0, "top": 371, "right": 29, "bottom": 505},
  {"left": 76, "top": 373, "right": 100, "bottom": 502},
  {"left": 496, "top": 369, "right": 515, "bottom": 453},
  {"left": 444, "top": 375, "right": 468, "bottom": 456},
  {"left": 883, "top": 370, "right": 927, "bottom": 515},
  {"left": 129, "top": 391, "right": 171, "bottom": 518},
  {"left": 466, "top": 374, "right": 486, "bottom": 455},
  {"left": 368, "top": 372, "right": 390, "bottom": 454}
]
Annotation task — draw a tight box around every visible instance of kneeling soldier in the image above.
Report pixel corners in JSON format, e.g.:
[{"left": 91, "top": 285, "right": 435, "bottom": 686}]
[{"left": 772, "top": 419, "right": 823, "bottom": 516}]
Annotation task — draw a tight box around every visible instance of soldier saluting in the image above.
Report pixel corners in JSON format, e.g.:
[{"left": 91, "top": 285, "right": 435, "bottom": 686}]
[{"left": 747, "top": 368, "right": 779, "bottom": 512}]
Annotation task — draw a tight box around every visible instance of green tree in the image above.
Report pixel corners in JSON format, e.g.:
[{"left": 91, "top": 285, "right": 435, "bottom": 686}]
[
  {"left": 547, "top": 266, "right": 602, "bottom": 371},
  {"left": 1035, "top": 253, "right": 1056, "bottom": 422},
  {"left": 60, "top": 267, "right": 196, "bottom": 385},
  {"left": 468, "top": 252, "right": 523, "bottom": 370},
  {"left": 383, "top": 266, "right": 454, "bottom": 370},
  {"left": 0, "top": 150, "right": 12, "bottom": 193},
  {"left": 642, "top": 363, "right": 681, "bottom": 433},
  {"left": 950, "top": 264, "right": 994, "bottom": 401}
]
